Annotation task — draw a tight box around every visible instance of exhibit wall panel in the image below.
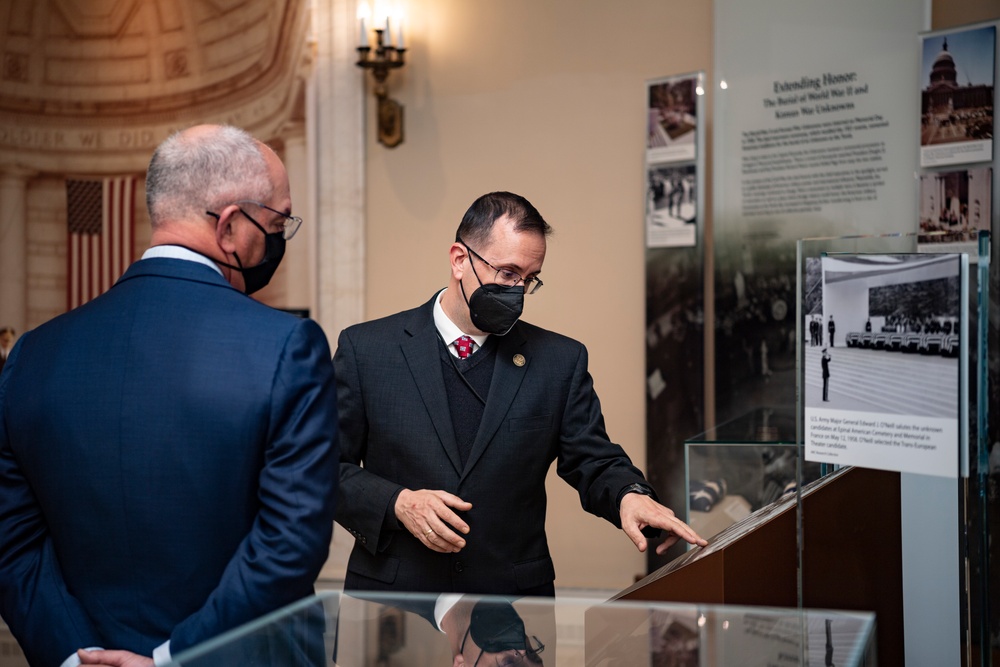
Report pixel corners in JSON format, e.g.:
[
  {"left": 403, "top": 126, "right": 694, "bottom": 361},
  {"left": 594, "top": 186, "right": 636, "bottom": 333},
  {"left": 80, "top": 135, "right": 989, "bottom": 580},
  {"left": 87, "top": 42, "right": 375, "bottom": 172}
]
[
  {"left": 643, "top": 72, "right": 709, "bottom": 572},
  {"left": 712, "top": 1, "right": 973, "bottom": 664},
  {"left": 712, "top": 0, "right": 926, "bottom": 425}
]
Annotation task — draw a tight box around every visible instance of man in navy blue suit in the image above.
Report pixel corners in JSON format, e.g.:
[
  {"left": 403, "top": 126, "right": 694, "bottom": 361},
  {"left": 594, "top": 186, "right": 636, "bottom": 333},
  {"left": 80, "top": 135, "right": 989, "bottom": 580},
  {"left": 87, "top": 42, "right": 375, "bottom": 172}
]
[
  {"left": 0, "top": 125, "right": 340, "bottom": 666},
  {"left": 335, "top": 191, "right": 705, "bottom": 597}
]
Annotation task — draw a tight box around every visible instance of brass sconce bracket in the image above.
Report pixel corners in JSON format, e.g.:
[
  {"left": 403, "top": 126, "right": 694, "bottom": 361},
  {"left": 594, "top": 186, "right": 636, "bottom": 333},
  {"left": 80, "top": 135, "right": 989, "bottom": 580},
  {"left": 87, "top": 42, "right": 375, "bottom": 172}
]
[{"left": 357, "top": 29, "right": 406, "bottom": 148}]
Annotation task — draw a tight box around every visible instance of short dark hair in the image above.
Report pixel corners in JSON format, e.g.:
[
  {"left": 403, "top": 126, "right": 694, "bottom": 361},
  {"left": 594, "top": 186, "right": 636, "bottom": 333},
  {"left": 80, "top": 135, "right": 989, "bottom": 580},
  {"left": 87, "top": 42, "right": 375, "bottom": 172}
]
[
  {"left": 456, "top": 192, "right": 551, "bottom": 248},
  {"left": 0, "top": 327, "right": 14, "bottom": 336}
]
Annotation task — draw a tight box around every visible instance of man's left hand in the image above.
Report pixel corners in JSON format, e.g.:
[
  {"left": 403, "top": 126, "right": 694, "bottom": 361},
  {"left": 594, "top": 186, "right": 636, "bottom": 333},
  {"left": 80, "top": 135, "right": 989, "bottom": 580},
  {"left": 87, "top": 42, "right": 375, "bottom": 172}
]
[
  {"left": 77, "top": 649, "right": 153, "bottom": 667},
  {"left": 619, "top": 493, "right": 708, "bottom": 555}
]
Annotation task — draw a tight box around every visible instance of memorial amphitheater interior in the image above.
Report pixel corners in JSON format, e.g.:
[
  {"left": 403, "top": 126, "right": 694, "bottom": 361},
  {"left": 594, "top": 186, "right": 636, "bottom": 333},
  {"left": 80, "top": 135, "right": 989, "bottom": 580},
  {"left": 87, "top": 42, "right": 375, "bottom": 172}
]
[{"left": 0, "top": 0, "right": 996, "bottom": 600}]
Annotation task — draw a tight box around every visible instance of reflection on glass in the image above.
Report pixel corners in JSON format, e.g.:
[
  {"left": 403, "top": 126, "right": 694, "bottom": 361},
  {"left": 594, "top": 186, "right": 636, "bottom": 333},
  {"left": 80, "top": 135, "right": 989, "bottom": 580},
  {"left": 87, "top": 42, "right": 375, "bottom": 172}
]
[
  {"left": 163, "top": 591, "right": 876, "bottom": 667},
  {"left": 346, "top": 592, "right": 548, "bottom": 667},
  {"left": 458, "top": 602, "right": 544, "bottom": 666}
]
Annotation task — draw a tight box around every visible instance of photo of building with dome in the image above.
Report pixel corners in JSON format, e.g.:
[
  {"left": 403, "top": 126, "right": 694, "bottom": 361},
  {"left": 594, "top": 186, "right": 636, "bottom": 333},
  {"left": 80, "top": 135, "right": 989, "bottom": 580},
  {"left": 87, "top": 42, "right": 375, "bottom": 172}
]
[{"left": 920, "top": 25, "right": 995, "bottom": 166}]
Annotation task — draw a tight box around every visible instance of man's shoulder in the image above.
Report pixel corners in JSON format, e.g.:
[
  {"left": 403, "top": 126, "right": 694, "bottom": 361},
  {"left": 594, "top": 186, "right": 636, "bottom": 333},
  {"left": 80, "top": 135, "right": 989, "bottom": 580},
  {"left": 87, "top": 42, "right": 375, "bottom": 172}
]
[
  {"left": 341, "top": 296, "right": 434, "bottom": 339},
  {"left": 242, "top": 305, "right": 329, "bottom": 349},
  {"left": 348, "top": 305, "right": 422, "bottom": 329},
  {"left": 40, "top": 262, "right": 317, "bottom": 341},
  {"left": 513, "top": 319, "right": 585, "bottom": 352}
]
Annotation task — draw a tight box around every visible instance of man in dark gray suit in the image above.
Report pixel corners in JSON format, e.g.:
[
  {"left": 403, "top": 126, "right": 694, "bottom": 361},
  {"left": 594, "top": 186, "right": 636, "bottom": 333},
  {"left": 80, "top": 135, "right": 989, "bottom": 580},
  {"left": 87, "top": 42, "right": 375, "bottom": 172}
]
[{"left": 334, "top": 191, "right": 705, "bottom": 596}]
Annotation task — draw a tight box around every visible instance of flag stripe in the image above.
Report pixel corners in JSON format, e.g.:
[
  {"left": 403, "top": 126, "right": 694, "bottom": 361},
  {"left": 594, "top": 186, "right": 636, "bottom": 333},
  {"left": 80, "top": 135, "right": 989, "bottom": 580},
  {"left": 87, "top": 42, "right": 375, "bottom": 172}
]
[
  {"left": 68, "top": 234, "right": 78, "bottom": 310},
  {"left": 122, "top": 178, "right": 136, "bottom": 278},
  {"left": 110, "top": 179, "right": 120, "bottom": 290},
  {"left": 101, "top": 183, "right": 111, "bottom": 294},
  {"left": 121, "top": 178, "right": 137, "bottom": 282},
  {"left": 67, "top": 177, "right": 136, "bottom": 310}
]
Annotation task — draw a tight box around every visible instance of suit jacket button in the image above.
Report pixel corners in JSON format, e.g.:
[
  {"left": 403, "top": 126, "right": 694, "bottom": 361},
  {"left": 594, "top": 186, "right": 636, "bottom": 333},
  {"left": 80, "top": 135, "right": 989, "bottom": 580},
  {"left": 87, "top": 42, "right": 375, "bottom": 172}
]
[
  {"left": 454, "top": 561, "right": 464, "bottom": 573},
  {"left": 361, "top": 537, "right": 367, "bottom": 545}
]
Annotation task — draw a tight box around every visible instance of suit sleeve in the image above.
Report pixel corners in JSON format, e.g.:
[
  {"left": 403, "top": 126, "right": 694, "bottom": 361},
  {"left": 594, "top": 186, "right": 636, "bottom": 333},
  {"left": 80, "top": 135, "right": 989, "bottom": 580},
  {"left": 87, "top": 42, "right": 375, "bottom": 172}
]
[
  {"left": 0, "top": 339, "right": 102, "bottom": 667},
  {"left": 333, "top": 328, "right": 406, "bottom": 556},
  {"left": 554, "top": 343, "right": 648, "bottom": 528},
  {"left": 168, "top": 319, "right": 340, "bottom": 654}
]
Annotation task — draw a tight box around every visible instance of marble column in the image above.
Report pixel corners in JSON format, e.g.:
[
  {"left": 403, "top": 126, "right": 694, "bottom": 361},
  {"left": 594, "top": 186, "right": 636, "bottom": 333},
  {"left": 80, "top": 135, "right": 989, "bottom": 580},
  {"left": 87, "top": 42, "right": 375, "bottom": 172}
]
[
  {"left": 311, "top": 0, "right": 366, "bottom": 584},
  {"left": 311, "top": 0, "right": 366, "bottom": 350},
  {"left": 0, "top": 168, "right": 32, "bottom": 334},
  {"left": 282, "top": 126, "right": 313, "bottom": 312}
]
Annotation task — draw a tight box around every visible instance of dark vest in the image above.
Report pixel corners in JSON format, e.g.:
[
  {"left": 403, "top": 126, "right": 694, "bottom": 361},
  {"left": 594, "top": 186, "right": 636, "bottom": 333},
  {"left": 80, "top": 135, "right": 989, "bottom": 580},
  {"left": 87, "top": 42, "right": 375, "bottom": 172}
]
[{"left": 440, "top": 337, "right": 496, "bottom": 467}]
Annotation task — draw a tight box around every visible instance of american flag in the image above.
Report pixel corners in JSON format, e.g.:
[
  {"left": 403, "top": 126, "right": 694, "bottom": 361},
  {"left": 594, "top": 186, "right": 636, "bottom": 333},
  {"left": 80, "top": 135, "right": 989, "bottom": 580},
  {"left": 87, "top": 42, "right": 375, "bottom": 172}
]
[{"left": 66, "top": 177, "right": 136, "bottom": 310}]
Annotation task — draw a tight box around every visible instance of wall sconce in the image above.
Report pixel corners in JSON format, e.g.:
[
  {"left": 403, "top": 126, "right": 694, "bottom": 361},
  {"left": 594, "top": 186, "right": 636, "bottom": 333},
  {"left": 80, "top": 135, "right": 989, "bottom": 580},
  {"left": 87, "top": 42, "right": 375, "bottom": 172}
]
[{"left": 356, "top": 2, "right": 406, "bottom": 148}]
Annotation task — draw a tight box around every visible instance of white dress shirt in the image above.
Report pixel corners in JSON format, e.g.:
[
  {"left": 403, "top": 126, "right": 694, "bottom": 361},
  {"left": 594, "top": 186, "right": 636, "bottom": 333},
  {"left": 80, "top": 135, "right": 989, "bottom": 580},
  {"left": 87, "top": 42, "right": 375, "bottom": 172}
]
[{"left": 433, "top": 289, "right": 487, "bottom": 357}]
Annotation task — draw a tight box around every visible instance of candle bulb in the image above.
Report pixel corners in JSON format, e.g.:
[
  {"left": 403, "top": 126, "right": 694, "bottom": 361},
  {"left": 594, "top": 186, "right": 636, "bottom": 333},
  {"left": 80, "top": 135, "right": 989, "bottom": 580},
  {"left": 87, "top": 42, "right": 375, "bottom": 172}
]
[
  {"left": 392, "top": 4, "right": 405, "bottom": 50},
  {"left": 357, "top": 1, "right": 371, "bottom": 48},
  {"left": 384, "top": 16, "right": 391, "bottom": 46}
]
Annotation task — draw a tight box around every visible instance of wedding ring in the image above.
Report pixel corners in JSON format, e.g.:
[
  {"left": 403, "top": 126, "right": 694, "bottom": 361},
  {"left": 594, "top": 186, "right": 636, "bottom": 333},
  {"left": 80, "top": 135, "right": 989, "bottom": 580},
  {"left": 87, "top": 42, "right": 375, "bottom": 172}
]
[{"left": 424, "top": 529, "right": 435, "bottom": 536}]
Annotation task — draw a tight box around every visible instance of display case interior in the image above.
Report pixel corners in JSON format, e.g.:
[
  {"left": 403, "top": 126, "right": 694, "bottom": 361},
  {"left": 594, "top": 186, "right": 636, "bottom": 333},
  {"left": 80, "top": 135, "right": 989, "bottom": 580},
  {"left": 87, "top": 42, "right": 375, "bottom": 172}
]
[{"left": 684, "top": 407, "right": 823, "bottom": 539}]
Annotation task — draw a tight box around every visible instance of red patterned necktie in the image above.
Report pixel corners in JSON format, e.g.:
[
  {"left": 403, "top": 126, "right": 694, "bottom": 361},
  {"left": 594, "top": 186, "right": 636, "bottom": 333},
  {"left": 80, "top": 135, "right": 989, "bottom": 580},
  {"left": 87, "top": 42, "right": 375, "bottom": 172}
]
[{"left": 453, "top": 335, "right": 474, "bottom": 359}]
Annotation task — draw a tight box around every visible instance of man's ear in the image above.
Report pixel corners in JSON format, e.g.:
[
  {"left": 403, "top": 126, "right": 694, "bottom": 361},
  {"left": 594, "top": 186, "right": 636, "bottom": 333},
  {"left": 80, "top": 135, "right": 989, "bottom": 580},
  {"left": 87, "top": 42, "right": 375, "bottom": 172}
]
[
  {"left": 213, "top": 204, "right": 242, "bottom": 254},
  {"left": 449, "top": 242, "right": 468, "bottom": 282}
]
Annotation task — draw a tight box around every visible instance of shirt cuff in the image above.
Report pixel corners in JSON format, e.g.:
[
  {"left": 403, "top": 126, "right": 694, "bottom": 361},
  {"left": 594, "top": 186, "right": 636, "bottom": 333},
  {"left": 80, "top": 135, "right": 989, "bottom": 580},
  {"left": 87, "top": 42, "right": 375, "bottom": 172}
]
[
  {"left": 153, "top": 640, "right": 172, "bottom": 666},
  {"left": 61, "top": 648, "right": 104, "bottom": 667}
]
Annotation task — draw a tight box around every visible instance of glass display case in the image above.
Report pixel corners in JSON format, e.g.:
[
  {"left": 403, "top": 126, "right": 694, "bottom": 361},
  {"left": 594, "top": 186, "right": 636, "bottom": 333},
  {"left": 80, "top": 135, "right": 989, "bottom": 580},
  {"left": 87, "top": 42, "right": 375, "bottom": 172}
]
[
  {"left": 795, "top": 231, "right": 991, "bottom": 666},
  {"left": 684, "top": 407, "right": 823, "bottom": 540},
  {"left": 159, "top": 590, "right": 876, "bottom": 667}
]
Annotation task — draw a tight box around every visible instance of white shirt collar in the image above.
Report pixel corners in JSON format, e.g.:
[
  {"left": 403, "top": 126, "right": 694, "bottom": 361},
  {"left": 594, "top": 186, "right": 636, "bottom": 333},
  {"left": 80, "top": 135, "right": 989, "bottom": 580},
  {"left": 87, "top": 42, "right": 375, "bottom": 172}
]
[
  {"left": 433, "top": 594, "right": 465, "bottom": 631},
  {"left": 433, "top": 289, "right": 488, "bottom": 356},
  {"left": 141, "top": 245, "right": 224, "bottom": 276}
]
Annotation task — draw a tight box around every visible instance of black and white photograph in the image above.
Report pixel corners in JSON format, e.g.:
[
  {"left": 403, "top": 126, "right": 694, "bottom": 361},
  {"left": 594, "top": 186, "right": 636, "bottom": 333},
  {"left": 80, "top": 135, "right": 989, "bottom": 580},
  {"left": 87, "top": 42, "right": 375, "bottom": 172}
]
[
  {"left": 920, "top": 24, "right": 995, "bottom": 166},
  {"left": 918, "top": 166, "right": 992, "bottom": 252},
  {"left": 648, "top": 610, "right": 699, "bottom": 667},
  {"left": 646, "top": 163, "right": 697, "bottom": 248},
  {"left": 647, "top": 74, "right": 699, "bottom": 163},
  {"left": 804, "top": 254, "right": 965, "bottom": 478}
]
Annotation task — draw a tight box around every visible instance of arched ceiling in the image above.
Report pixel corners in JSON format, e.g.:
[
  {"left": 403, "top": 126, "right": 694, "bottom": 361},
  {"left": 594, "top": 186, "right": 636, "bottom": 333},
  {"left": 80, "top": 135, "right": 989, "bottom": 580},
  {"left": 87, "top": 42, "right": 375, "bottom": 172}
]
[
  {"left": 0, "top": 0, "right": 311, "bottom": 171},
  {"left": 1, "top": 0, "right": 309, "bottom": 117}
]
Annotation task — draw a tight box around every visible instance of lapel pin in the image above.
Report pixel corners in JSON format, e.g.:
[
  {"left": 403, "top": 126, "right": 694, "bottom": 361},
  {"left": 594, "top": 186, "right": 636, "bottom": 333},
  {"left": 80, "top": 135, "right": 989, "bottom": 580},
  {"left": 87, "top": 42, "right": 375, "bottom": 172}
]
[{"left": 513, "top": 354, "right": 526, "bottom": 367}]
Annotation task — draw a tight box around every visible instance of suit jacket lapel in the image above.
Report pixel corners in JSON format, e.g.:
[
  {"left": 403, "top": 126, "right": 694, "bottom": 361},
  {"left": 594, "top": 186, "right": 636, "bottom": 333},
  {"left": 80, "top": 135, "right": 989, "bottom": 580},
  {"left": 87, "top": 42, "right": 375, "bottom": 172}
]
[
  {"left": 401, "top": 301, "right": 464, "bottom": 475},
  {"left": 461, "top": 325, "right": 529, "bottom": 479}
]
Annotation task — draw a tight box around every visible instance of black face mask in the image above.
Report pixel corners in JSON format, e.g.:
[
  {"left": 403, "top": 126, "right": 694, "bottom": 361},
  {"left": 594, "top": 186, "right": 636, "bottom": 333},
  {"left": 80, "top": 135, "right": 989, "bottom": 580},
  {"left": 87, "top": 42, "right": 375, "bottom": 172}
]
[
  {"left": 207, "top": 210, "right": 286, "bottom": 295},
  {"left": 460, "top": 601, "right": 543, "bottom": 667},
  {"left": 229, "top": 231, "right": 285, "bottom": 295},
  {"left": 461, "top": 257, "right": 524, "bottom": 336},
  {"left": 468, "top": 601, "right": 528, "bottom": 653}
]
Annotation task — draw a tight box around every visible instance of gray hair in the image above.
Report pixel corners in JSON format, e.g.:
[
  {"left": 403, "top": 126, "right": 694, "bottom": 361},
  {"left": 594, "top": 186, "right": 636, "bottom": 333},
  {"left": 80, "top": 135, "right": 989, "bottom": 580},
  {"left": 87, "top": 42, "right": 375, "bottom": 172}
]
[{"left": 145, "top": 125, "right": 273, "bottom": 226}]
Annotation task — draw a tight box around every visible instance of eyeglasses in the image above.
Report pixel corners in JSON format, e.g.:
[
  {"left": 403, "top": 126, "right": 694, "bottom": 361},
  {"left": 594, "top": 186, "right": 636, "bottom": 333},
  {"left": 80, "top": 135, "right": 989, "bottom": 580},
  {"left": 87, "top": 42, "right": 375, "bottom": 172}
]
[
  {"left": 460, "top": 626, "right": 545, "bottom": 667},
  {"left": 462, "top": 242, "right": 543, "bottom": 294},
  {"left": 237, "top": 201, "right": 302, "bottom": 240},
  {"left": 207, "top": 201, "right": 303, "bottom": 240}
]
